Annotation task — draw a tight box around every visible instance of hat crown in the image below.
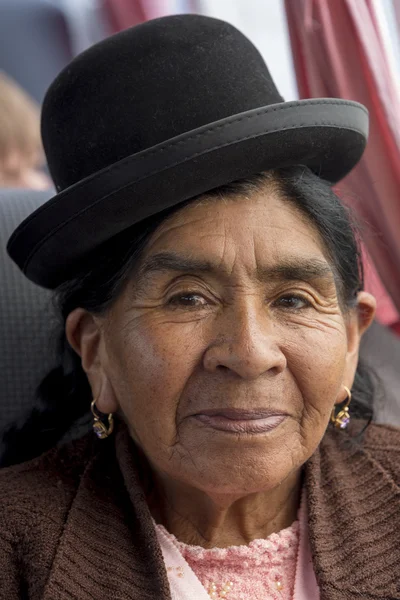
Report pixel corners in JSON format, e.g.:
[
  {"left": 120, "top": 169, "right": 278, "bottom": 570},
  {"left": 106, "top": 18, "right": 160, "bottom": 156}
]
[{"left": 41, "top": 14, "right": 282, "bottom": 190}]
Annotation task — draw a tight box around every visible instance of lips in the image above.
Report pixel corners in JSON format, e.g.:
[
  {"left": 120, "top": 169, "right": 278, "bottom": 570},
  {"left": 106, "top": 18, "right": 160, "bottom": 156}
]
[
  {"left": 193, "top": 408, "right": 288, "bottom": 434},
  {"left": 196, "top": 408, "right": 286, "bottom": 419}
]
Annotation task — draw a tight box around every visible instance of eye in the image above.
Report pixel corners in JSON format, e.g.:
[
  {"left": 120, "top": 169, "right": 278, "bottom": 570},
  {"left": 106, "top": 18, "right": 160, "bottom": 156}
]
[
  {"left": 273, "top": 294, "right": 311, "bottom": 310},
  {"left": 167, "top": 292, "right": 209, "bottom": 308}
]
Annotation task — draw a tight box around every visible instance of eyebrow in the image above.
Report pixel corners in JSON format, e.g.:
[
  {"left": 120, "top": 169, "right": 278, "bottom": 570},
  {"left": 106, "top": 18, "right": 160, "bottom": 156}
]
[{"left": 136, "top": 251, "right": 335, "bottom": 286}]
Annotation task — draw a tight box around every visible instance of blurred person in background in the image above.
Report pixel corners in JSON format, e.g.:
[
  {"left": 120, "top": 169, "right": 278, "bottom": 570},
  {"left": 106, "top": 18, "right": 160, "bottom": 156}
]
[{"left": 0, "top": 72, "right": 50, "bottom": 190}]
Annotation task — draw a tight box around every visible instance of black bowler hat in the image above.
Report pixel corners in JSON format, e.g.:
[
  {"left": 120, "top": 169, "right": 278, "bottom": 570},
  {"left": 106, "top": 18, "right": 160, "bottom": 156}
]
[{"left": 7, "top": 14, "right": 368, "bottom": 289}]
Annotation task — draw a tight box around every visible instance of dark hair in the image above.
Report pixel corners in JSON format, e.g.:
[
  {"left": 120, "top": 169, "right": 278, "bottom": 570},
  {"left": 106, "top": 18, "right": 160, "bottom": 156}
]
[{"left": 1, "top": 166, "right": 374, "bottom": 466}]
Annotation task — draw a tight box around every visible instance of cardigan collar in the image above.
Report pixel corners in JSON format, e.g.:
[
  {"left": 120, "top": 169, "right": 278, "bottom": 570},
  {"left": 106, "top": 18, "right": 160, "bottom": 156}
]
[
  {"left": 43, "top": 430, "right": 171, "bottom": 600},
  {"left": 43, "top": 423, "right": 400, "bottom": 600},
  {"left": 305, "top": 425, "right": 400, "bottom": 599}
]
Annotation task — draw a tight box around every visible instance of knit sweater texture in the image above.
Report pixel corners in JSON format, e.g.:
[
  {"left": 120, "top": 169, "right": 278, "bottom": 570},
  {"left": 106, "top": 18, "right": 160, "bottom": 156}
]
[{"left": 0, "top": 421, "right": 399, "bottom": 600}]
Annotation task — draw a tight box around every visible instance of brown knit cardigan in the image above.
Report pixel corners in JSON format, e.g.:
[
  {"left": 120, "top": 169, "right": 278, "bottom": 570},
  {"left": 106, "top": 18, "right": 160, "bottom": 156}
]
[{"left": 0, "top": 421, "right": 399, "bottom": 600}]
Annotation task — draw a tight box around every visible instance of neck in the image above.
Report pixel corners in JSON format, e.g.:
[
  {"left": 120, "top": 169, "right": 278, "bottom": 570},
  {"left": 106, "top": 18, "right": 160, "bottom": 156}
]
[{"left": 148, "top": 469, "right": 302, "bottom": 548}]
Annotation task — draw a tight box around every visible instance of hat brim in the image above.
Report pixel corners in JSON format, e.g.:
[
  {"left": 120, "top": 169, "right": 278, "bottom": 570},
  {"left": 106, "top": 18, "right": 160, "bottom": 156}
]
[{"left": 8, "top": 98, "right": 368, "bottom": 289}]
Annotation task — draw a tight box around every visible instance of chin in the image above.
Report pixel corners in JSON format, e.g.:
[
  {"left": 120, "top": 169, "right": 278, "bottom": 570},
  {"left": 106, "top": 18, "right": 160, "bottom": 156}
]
[{"left": 184, "top": 456, "right": 294, "bottom": 498}]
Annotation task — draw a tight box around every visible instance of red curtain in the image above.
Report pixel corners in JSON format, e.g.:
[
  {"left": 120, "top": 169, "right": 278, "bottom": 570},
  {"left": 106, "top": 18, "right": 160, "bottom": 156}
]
[
  {"left": 285, "top": 0, "right": 400, "bottom": 328},
  {"left": 104, "top": 0, "right": 170, "bottom": 33}
]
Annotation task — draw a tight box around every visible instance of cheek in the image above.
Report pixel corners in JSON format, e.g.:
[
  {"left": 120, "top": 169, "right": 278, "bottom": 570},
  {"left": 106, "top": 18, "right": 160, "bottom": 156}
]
[
  {"left": 107, "top": 316, "right": 202, "bottom": 450},
  {"left": 283, "top": 319, "right": 348, "bottom": 422}
]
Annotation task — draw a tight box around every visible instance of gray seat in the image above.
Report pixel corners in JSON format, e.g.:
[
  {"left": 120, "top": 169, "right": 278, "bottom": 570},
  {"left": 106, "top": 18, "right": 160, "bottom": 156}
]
[
  {"left": 0, "top": 189, "right": 92, "bottom": 463},
  {"left": 360, "top": 320, "right": 400, "bottom": 426},
  {"left": 0, "top": 189, "right": 56, "bottom": 446}
]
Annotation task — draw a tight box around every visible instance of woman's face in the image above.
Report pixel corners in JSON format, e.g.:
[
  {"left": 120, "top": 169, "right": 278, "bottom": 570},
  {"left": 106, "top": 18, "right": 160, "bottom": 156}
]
[{"left": 69, "top": 188, "right": 374, "bottom": 497}]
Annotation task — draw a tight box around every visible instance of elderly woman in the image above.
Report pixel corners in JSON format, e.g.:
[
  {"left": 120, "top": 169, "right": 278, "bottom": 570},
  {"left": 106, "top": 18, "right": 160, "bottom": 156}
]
[{"left": 1, "top": 14, "right": 399, "bottom": 600}]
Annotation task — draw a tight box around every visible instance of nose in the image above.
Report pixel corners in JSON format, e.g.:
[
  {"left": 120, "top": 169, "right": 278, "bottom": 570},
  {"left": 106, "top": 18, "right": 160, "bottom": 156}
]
[{"left": 203, "top": 303, "right": 287, "bottom": 380}]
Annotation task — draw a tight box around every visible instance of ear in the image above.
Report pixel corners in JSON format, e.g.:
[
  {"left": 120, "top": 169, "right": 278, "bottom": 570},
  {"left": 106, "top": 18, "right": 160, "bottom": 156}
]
[
  {"left": 337, "top": 291, "right": 376, "bottom": 403},
  {"left": 65, "top": 308, "right": 119, "bottom": 414}
]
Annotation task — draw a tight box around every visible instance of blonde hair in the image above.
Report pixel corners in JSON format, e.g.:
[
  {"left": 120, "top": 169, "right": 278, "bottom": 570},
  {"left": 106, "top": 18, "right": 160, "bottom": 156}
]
[{"left": 0, "top": 72, "right": 42, "bottom": 174}]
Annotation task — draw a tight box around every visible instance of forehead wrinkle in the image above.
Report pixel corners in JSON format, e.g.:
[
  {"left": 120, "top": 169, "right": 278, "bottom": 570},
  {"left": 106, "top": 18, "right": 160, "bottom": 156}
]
[{"left": 148, "top": 211, "right": 224, "bottom": 249}]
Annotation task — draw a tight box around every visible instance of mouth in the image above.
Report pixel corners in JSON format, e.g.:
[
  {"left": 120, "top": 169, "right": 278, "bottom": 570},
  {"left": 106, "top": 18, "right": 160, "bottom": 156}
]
[{"left": 192, "top": 409, "right": 288, "bottom": 434}]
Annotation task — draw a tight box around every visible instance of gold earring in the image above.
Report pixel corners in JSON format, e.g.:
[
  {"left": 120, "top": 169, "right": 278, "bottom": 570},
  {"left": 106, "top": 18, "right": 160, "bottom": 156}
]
[
  {"left": 91, "top": 399, "right": 114, "bottom": 439},
  {"left": 331, "top": 386, "right": 351, "bottom": 429}
]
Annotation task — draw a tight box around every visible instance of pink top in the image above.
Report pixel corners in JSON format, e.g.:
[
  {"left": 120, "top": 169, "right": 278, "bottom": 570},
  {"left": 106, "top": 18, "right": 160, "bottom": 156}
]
[
  {"left": 155, "top": 487, "right": 320, "bottom": 600},
  {"left": 157, "top": 520, "right": 299, "bottom": 599}
]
